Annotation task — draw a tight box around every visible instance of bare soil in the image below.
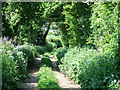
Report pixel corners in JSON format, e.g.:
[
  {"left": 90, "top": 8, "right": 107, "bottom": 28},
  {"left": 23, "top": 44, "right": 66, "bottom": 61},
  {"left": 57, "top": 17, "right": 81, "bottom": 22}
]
[
  {"left": 50, "top": 55, "right": 81, "bottom": 88},
  {"left": 19, "top": 55, "right": 80, "bottom": 89},
  {"left": 19, "top": 55, "right": 42, "bottom": 89}
]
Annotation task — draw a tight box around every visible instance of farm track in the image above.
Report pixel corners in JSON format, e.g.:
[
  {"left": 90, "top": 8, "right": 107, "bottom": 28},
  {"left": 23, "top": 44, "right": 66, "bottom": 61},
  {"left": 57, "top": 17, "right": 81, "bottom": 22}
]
[
  {"left": 50, "top": 55, "right": 81, "bottom": 88},
  {"left": 18, "top": 55, "right": 80, "bottom": 89},
  {"left": 18, "top": 55, "right": 42, "bottom": 89}
]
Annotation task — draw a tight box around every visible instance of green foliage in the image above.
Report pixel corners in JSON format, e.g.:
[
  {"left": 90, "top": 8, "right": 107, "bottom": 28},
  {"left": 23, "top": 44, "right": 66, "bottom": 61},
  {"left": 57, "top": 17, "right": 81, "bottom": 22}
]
[
  {"left": 38, "top": 53, "right": 59, "bottom": 88},
  {"left": 12, "top": 50, "right": 27, "bottom": 80},
  {"left": 1, "top": 38, "right": 49, "bottom": 89},
  {"left": 1, "top": 38, "right": 27, "bottom": 89},
  {"left": 1, "top": 51, "right": 19, "bottom": 89},
  {"left": 2, "top": 2, "right": 65, "bottom": 45},
  {"left": 59, "top": 47, "right": 119, "bottom": 88},
  {"left": 2, "top": 3, "right": 14, "bottom": 38},
  {"left": 88, "top": 1, "right": 119, "bottom": 72},
  {"left": 2, "top": 2, "right": 45, "bottom": 45},
  {"left": 34, "top": 46, "right": 47, "bottom": 56},
  {"left": 46, "top": 35, "right": 62, "bottom": 48},
  {"left": 42, "top": 2, "right": 64, "bottom": 22},
  {"left": 62, "top": 2, "right": 91, "bottom": 47},
  {"left": 57, "top": 23, "right": 69, "bottom": 48},
  {"left": 16, "top": 45, "right": 36, "bottom": 67},
  {"left": 38, "top": 66, "right": 59, "bottom": 88},
  {"left": 41, "top": 57, "right": 52, "bottom": 67},
  {"left": 45, "top": 42, "right": 55, "bottom": 52},
  {"left": 44, "top": 52, "right": 52, "bottom": 57},
  {"left": 2, "top": 2, "right": 120, "bottom": 89},
  {"left": 89, "top": 2, "right": 119, "bottom": 52},
  {"left": 54, "top": 47, "right": 67, "bottom": 64}
]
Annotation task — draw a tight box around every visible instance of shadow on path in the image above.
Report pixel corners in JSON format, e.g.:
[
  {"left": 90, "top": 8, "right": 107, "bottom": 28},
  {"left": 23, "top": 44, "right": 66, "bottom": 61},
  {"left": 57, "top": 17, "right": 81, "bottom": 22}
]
[{"left": 19, "top": 55, "right": 42, "bottom": 88}]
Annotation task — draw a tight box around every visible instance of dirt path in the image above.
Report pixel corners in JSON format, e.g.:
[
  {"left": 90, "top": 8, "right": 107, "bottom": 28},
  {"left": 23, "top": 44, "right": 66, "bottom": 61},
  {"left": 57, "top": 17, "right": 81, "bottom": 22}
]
[
  {"left": 19, "top": 55, "right": 42, "bottom": 89},
  {"left": 50, "top": 55, "right": 81, "bottom": 88},
  {"left": 19, "top": 55, "right": 80, "bottom": 89}
]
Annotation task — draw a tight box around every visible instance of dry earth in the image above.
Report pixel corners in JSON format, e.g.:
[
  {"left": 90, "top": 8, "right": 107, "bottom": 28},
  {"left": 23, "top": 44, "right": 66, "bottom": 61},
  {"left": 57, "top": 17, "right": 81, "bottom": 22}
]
[{"left": 19, "top": 55, "right": 80, "bottom": 89}]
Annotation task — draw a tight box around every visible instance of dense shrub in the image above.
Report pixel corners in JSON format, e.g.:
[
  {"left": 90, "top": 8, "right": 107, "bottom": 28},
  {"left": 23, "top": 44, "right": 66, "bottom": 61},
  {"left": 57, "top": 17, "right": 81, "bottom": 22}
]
[
  {"left": 34, "top": 46, "right": 47, "bottom": 56},
  {"left": 62, "top": 2, "right": 91, "bottom": 47},
  {"left": 12, "top": 50, "right": 28, "bottom": 80},
  {"left": 89, "top": 2, "right": 119, "bottom": 53},
  {"left": 41, "top": 57, "right": 52, "bottom": 67},
  {"left": 1, "top": 50, "right": 19, "bottom": 89},
  {"left": 16, "top": 45, "right": 36, "bottom": 67},
  {"left": 59, "top": 47, "right": 119, "bottom": 88},
  {"left": 38, "top": 66, "right": 59, "bottom": 88},
  {"left": 45, "top": 42, "right": 55, "bottom": 52},
  {"left": 54, "top": 47, "right": 67, "bottom": 64},
  {"left": 1, "top": 38, "right": 27, "bottom": 89},
  {"left": 49, "top": 42, "right": 57, "bottom": 49},
  {"left": 46, "top": 35, "right": 62, "bottom": 48},
  {"left": 44, "top": 52, "right": 52, "bottom": 57}
]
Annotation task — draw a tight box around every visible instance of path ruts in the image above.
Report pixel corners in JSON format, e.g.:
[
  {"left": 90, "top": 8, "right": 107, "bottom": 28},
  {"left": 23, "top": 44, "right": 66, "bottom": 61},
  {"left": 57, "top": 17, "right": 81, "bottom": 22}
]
[
  {"left": 19, "top": 55, "right": 42, "bottom": 89},
  {"left": 50, "top": 55, "right": 81, "bottom": 88},
  {"left": 19, "top": 55, "right": 80, "bottom": 89}
]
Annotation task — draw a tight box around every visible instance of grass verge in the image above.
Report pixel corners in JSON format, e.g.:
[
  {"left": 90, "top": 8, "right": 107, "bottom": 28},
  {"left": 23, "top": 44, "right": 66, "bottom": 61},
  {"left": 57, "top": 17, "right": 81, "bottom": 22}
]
[{"left": 38, "top": 65, "right": 59, "bottom": 88}]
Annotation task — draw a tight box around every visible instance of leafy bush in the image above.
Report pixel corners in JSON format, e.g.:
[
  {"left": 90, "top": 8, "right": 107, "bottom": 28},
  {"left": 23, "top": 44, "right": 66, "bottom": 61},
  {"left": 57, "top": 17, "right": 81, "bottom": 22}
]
[
  {"left": 16, "top": 45, "right": 36, "bottom": 67},
  {"left": 89, "top": 2, "right": 118, "bottom": 53},
  {"left": 54, "top": 47, "right": 67, "bottom": 64},
  {"left": 34, "top": 46, "right": 47, "bottom": 56},
  {"left": 45, "top": 42, "right": 54, "bottom": 52},
  {"left": 38, "top": 66, "right": 59, "bottom": 88},
  {"left": 1, "top": 50, "right": 19, "bottom": 89},
  {"left": 44, "top": 52, "right": 52, "bottom": 57},
  {"left": 34, "top": 42, "right": 57, "bottom": 55},
  {"left": 41, "top": 57, "right": 52, "bottom": 67},
  {"left": 49, "top": 42, "right": 57, "bottom": 49},
  {"left": 59, "top": 47, "right": 119, "bottom": 88},
  {"left": 46, "top": 35, "right": 62, "bottom": 48},
  {"left": 62, "top": 2, "right": 91, "bottom": 47},
  {"left": 1, "top": 38, "right": 27, "bottom": 89},
  {"left": 12, "top": 50, "right": 27, "bottom": 80}
]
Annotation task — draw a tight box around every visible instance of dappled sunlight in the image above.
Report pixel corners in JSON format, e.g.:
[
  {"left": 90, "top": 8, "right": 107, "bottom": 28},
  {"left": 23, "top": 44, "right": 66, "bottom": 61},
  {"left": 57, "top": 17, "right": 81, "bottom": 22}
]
[{"left": 1, "top": 1, "right": 119, "bottom": 89}]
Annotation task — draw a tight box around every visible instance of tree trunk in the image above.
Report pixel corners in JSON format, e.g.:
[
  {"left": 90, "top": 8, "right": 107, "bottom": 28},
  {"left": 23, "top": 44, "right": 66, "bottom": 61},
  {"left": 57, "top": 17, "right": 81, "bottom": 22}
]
[{"left": 43, "top": 22, "right": 51, "bottom": 45}]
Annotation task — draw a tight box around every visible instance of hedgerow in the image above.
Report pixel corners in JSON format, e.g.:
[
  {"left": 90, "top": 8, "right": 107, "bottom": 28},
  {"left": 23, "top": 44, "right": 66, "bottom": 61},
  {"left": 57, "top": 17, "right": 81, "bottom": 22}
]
[
  {"left": 34, "top": 45, "right": 47, "bottom": 56},
  {"left": 88, "top": 2, "right": 119, "bottom": 54},
  {"left": 38, "top": 66, "right": 59, "bottom": 88},
  {"left": 41, "top": 57, "right": 52, "bottom": 67},
  {"left": 1, "top": 38, "right": 42, "bottom": 89},
  {"left": 1, "top": 38, "right": 27, "bottom": 89},
  {"left": 54, "top": 47, "right": 67, "bottom": 65},
  {"left": 59, "top": 47, "right": 120, "bottom": 88},
  {"left": 16, "top": 45, "right": 36, "bottom": 67},
  {"left": 38, "top": 55, "right": 59, "bottom": 88},
  {"left": 46, "top": 35, "right": 62, "bottom": 48}
]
